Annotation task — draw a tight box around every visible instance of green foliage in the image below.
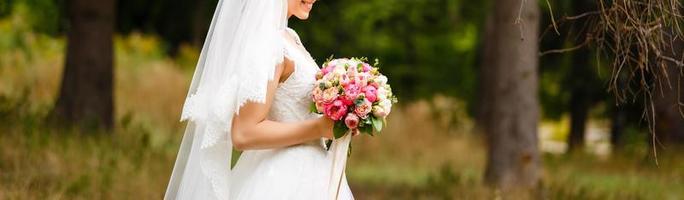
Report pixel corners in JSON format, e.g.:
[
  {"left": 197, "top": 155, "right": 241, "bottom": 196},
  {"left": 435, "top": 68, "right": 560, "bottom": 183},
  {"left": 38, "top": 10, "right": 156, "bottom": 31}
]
[
  {"left": 424, "top": 162, "right": 480, "bottom": 199},
  {"left": 359, "top": 125, "right": 373, "bottom": 137},
  {"left": 4, "top": 0, "right": 64, "bottom": 35},
  {"left": 116, "top": 0, "right": 219, "bottom": 53},
  {"left": 5, "top": 0, "right": 642, "bottom": 124},
  {"left": 309, "top": 102, "right": 319, "bottom": 113},
  {"left": 371, "top": 116, "right": 383, "bottom": 133},
  {"left": 0, "top": 0, "right": 12, "bottom": 17},
  {"left": 333, "top": 120, "right": 348, "bottom": 139},
  {"left": 290, "top": 0, "right": 488, "bottom": 102}
]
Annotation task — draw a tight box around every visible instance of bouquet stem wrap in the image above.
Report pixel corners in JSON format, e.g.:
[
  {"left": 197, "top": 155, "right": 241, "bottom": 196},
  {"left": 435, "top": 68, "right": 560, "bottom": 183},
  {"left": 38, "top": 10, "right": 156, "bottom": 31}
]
[{"left": 328, "top": 133, "right": 352, "bottom": 199}]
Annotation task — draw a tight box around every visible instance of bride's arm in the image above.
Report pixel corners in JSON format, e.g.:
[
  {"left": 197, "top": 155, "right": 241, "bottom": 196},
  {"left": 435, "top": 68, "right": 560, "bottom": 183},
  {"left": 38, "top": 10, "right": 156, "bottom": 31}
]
[{"left": 230, "top": 59, "right": 334, "bottom": 151}]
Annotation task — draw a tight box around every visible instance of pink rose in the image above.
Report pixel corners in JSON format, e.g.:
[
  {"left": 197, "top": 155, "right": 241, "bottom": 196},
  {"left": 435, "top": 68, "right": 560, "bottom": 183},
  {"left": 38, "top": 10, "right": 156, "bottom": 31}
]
[
  {"left": 321, "top": 64, "right": 335, "bottom": 75},
  {"left": 343, "top": 83, "right": 361, "bottom": 102},
  {"left": 312, "top": 86, "right": 324, "bottom": 102},
  {"left": 356, "top": 72, "right": 370, "bottom": 87},
  {"left": 369, "top": 81, "right": 380, "bottom": 88},
  {"left": 315, "top": 101, "right": 326, "bottom": 113},
  {"left": 347, "top": 66, "right": 358, "bottom": 77},
  {"left": 344, "top": 113, "right": 360, "bottom": 129},
  {"left": 322, "top": 87, "right": 339, "bottom": 104},
  {"left": 354, "top": 98, "right": 372, "bottom": 118},
  {"left": 325, "top": 100, "right": 348, "bottom": 121},
  {"left": 340, "top": 97, "right": 354, "bottom": 106},
  {"left": 362, "top": 63, "right": 372, "bottom": 72},
  {"left": 340, "top": 75, "right": 352, "bottom": 87},
  {"left": 362, "top": 85, "right": 378, "bottom": 102}
]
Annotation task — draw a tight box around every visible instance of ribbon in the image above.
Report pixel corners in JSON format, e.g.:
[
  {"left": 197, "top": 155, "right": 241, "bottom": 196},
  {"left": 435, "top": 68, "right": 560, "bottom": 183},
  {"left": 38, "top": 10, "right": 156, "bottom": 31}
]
[{"left": 327, "top": 133, "right": 352, "bottom": 199}]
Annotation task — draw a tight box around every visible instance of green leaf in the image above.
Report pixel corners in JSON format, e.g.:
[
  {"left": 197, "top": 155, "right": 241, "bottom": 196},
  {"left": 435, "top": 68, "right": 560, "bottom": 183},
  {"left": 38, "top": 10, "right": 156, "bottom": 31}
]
[
  {"left": 371, "top": 116, "right": 383, "bottom": 132},
  {"left": 333, "top": 121, "right": 348, "bottom": 139},
  {"left": 325, "top": 139, "right": 333, "bottom": 151},
  {"left": 360, "top": 125, "right": 373, "bottom": 136},
  {"left": 362, "top": 117, "right": 372, "bottom": 125},
  {"left": 325, "top": 55, "right": 334, "bottom": 63},
  {"left": 309, "top": 102, "right": 319, "bottom": 113}
]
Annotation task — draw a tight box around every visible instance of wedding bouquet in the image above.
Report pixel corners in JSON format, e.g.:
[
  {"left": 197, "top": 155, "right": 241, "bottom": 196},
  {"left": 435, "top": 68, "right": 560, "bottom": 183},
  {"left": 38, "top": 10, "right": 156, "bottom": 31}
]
[{"left": 311, "top": 57, "right": 397, "bottom": 142}]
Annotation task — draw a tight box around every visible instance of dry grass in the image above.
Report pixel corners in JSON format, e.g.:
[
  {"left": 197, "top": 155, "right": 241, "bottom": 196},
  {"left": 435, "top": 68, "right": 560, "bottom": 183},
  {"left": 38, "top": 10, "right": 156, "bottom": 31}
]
[
  {"left": 347, "top": 98, "right": 489, "bottom": 199},
  {"left": 0, "top": 124, "right": 176, "bottom": 199},
  {"left": 114, "top": 33, "right": 192, "bottom": 133}
]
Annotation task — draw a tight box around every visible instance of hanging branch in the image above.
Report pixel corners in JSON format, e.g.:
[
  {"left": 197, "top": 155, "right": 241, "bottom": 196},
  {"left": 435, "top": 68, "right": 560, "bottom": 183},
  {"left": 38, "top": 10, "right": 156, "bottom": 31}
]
[
  {"left": 540, "top": 0, "right": 684, "bottom": 163},
  {"left": 542, "top": 0, "right": 683, "bottom": 100}
]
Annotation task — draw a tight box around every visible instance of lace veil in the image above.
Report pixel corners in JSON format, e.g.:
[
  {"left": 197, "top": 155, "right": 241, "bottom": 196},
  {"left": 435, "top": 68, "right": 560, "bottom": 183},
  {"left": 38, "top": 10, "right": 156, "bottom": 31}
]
[{"left": 164, "top": 0, "right": 287, "bottom": 199}]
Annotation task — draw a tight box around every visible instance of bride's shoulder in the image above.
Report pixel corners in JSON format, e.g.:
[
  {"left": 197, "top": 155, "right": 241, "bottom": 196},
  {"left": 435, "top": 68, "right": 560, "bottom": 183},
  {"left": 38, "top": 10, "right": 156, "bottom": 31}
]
[
  {"left": 284, "top": 27, "right": 298, "bottom": 36},
  {"left": 283, "top": 27, "right": 302, "bottom": 44}
]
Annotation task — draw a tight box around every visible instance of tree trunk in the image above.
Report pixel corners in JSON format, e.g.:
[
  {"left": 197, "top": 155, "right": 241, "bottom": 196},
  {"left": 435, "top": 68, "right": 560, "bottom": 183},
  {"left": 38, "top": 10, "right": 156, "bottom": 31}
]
[
  {"left": 191, "top": 0, "right": 209, "bottom": 48},
  {"left": 482, "top": 0, "right": 541, "bottom": 192},
  {"left": 566, "top": 48, "right": 592, "bottom": 152},
  {"left": 653, "top": 37, "right": 684, "bottom": 146},
  {"left": 475, "top": 14, "right": 495, "bottom": 133},
  {"left": 51, "top": 0, "right": 116, "bottom": 130},
  {"left": 610, "top": 105, "right": 626, "bottom": 149},
  {"left": 566, "top": 0, "right": 599, "bottom": 153},
  {"left": 610, "top": 62, "right": 629, "bottom": 150},
  {"left": 567, "top": 92, "right": 589, "bottom": 152}
]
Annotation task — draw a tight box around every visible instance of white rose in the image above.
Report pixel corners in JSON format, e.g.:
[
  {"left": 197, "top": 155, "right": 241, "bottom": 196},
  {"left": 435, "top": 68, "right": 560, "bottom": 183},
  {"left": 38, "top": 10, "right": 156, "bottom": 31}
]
[
  {"left": 379, "top": 99, "right": 392, "bottom": 114},
  {"left": 332, "top": 65, "right": 346, "bottom": 76},
  {"left": 376, "top": 87, "right": 388, "bottom": 101},
  {"left": 372, "top": 105, "right": 388, "bottom": 117},
  {"left": 375, "top": 75, "right": 388, "bottom": 85},
  {"left": 328, "top": 59, "right": 341, "bottom": 66}
]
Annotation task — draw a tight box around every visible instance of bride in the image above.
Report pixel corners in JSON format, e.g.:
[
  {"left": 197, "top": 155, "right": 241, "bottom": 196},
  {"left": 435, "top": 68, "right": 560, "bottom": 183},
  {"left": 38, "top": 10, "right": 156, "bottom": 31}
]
[{"left": 164, "top": 0, "right": 354, "bottom": 199}]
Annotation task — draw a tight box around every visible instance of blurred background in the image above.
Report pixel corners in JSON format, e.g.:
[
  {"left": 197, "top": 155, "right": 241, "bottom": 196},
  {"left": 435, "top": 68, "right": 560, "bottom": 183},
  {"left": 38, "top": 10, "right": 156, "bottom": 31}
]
[{"left": 1, "top": 0, "right": 684, "bottom": 199}]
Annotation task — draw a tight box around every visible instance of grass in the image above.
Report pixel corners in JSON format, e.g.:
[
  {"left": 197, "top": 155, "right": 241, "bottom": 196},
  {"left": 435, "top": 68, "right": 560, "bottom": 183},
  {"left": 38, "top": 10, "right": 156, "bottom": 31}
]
[
  {"left": 1, "top": 9, "right": 684, "bottom": 199},
  {"left": 0, "top": 117, "right": 177, "bottom": 199}
]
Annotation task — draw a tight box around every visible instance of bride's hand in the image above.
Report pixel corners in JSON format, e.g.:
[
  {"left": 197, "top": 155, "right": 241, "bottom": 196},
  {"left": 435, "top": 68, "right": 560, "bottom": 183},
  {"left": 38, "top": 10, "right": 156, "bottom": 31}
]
[
  {"left": 317, "top": 117, "right": 360, "bottom": 139},
  {"left": 317, "top": 116, "right": 335, "bottom": 139}
]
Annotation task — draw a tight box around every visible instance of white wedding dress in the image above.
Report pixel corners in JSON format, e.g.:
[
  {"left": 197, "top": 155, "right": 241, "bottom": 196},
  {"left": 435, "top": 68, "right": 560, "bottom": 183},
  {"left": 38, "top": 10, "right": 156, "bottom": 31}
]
[
  {"left": 228, "top": 27, "right": 354, "bottom": 199},
  {"left": 165, "top": 1, "right": 354, "bottom": 199}
]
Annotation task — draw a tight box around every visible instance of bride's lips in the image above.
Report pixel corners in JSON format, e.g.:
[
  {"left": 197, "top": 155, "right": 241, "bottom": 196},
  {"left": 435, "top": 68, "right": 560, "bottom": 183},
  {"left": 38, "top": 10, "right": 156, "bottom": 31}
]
[{"left": 301, "top": 0, "right": 314, "bottom": 12}]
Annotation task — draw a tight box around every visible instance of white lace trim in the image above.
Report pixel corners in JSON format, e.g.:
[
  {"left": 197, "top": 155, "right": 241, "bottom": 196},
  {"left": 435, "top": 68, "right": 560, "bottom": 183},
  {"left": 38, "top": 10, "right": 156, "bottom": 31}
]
[{"left": 179, "top": 28, "right": 286, "bottom": 199}]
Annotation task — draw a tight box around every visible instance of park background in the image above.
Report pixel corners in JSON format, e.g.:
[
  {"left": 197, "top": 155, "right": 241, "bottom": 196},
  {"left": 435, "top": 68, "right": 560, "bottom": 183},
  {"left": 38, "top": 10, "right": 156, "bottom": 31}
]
[{"left": 1, "top": 0, "right": 684, "bottom": 199}]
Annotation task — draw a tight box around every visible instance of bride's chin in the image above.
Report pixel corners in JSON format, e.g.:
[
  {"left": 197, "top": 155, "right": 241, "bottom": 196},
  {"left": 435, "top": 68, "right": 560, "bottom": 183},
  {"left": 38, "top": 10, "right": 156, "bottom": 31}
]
[{"left": 296, "top": 13, "right": 310, "bottom": 20}]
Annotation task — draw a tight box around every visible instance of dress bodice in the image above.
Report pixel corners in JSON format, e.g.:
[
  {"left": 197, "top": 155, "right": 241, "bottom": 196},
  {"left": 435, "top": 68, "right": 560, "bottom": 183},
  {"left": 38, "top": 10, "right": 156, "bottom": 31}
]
[
  {"left": 231, "top": 30, "right": 354, "bottom": 200},
  {"left": 267, "top": 27, "right": 321, "bottom": 123}
]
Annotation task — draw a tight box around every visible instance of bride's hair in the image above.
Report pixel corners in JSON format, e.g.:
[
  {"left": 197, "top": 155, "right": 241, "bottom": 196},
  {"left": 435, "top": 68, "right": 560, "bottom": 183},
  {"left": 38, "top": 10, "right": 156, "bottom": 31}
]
[{"left": 287, "top": 0, "right": 316, "bottom": 20}]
